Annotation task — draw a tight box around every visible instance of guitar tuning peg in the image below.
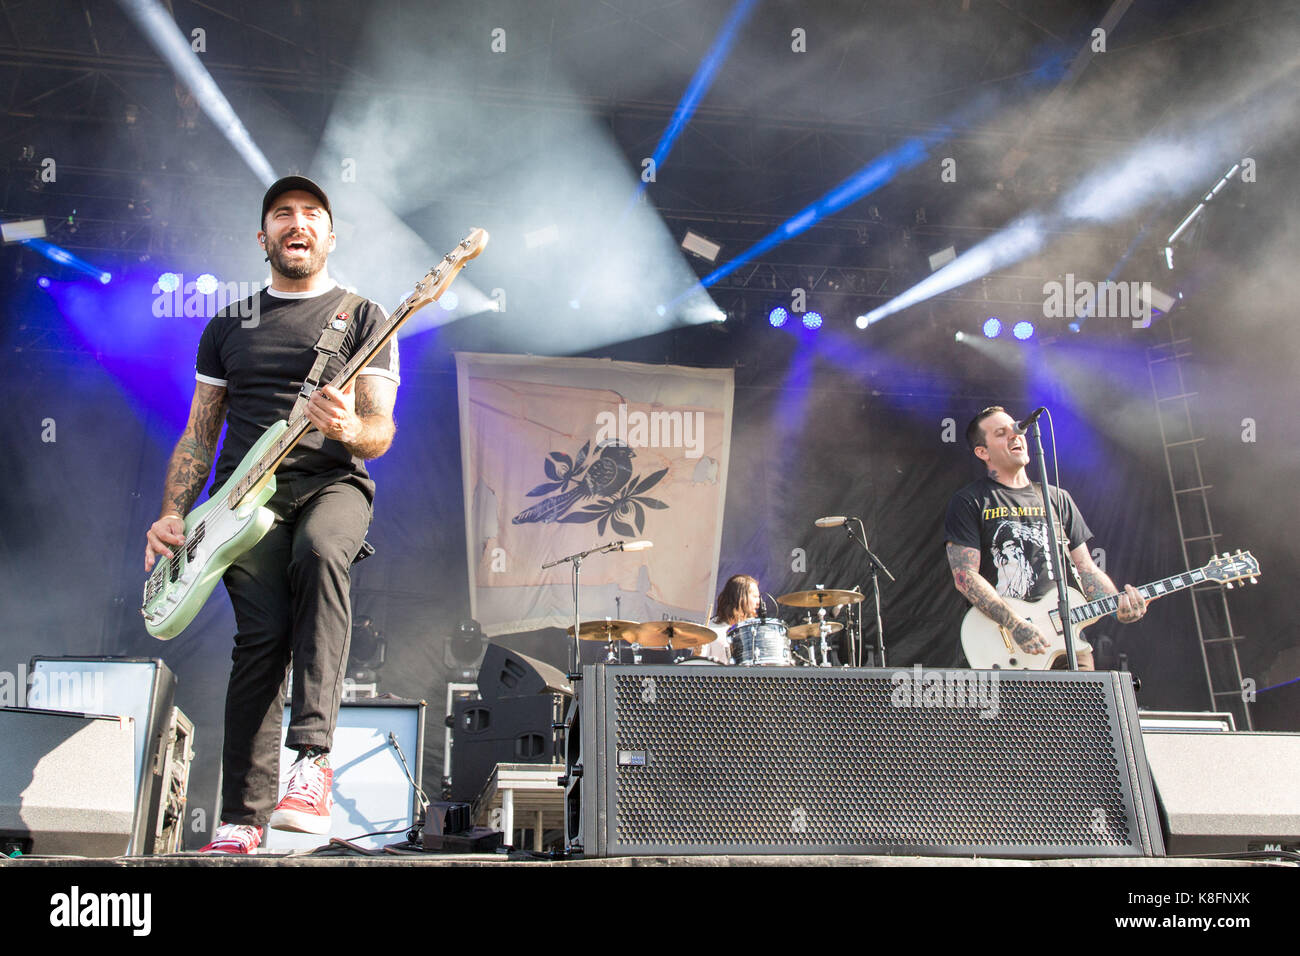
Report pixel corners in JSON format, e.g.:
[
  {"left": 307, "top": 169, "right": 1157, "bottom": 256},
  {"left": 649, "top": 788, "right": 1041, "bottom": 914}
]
[
  {"left": 1225, "top": 582, "right": 1234, "bottom": 590},
  {"left": 1250, "top": 577, "right": 1258, "bottom": 585}
]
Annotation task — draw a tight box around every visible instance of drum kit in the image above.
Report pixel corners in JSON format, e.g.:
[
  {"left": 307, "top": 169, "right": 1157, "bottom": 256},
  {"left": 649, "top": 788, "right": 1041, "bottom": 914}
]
[{"left": 566, "top": 587, "right": 866, "bottom": 668}]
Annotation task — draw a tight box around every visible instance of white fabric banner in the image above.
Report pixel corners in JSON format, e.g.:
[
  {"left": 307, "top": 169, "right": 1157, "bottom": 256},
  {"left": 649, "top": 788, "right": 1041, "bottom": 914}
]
[{"left": 455, "top": 352, "right": 734, "bottom": 638}]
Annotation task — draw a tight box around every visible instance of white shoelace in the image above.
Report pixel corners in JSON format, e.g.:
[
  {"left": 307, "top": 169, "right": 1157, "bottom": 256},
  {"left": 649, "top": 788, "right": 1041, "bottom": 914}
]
[
  {"left": 210, "top": 824, "right": 259, "bottom": 849},
  {"left": 284, "top": 756, "right": 327, "bottom": 803}
]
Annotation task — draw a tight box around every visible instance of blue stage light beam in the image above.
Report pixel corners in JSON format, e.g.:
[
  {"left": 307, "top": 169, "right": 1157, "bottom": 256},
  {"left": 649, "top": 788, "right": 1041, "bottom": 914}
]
[
  {"left": 669, "top": 135, "right": 942, "bottom": 313},
  {"left": 22, "top": 238, "right": 113, "bottom": 284},
  {"left": 116, "top": 0, "right": 276, "bottom": 185},
  {"left": 636, "top": 0, "right": 759, "bottom": 205}
]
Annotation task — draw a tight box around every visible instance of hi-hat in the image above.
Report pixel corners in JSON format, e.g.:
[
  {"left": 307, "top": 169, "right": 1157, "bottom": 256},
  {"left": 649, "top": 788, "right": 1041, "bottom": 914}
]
[{"left": 787, "top": 621, "right": 845, "bottom": 642}]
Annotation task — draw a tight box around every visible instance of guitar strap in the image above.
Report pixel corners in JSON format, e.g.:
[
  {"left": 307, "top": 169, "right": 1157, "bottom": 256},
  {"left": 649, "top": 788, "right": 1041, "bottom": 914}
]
[{"left": 288, "top": 290, "right": 366, "bottom": 425}]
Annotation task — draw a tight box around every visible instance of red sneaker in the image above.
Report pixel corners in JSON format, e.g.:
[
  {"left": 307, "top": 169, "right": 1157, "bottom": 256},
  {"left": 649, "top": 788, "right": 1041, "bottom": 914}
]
[
  {"left": 269, "top": 752, "right": 334, "bottom": 834},
  {"left": 200, "top": 823, "right": 262, "bottom": 854}
]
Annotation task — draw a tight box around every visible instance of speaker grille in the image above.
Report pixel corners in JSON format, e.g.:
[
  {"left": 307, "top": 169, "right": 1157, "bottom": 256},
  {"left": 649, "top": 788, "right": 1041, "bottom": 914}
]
[{"left": 590, "top": 667, "right": 1154, "bottom": 856}]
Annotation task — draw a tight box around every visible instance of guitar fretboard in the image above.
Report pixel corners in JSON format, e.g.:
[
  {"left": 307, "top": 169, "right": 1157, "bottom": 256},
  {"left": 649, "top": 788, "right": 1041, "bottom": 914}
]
[{"left": 1067, "top": 568, "right": 1212, "bottom": 625}]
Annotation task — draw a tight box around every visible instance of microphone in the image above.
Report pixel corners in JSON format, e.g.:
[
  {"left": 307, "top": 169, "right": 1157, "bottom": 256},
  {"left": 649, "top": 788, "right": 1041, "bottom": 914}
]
[
  {"left": 1013, "top": 407, "right": 1047, "bottom": 435},
  {"left": 620, "top": 540, "right": 654, "bottom": 552},
  {"left": 815, "top": 516, "right": 855, "bottom": 528}
]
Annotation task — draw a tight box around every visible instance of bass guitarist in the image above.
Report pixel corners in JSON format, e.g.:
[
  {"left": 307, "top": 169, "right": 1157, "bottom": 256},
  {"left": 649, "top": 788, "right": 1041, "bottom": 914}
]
[
  {"left": 944, "top": 406, "right": 1147, "bottom": 670},
  {"left": 143, "top": 176, "right": 399, "bottom": 852}
]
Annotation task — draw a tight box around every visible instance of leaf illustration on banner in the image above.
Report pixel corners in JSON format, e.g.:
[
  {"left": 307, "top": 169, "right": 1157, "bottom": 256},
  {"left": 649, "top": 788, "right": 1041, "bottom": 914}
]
[
  {"left": 558, "top": 467, "right": 668, "bottom": 536},
  {"left": 512, "top": 441, "right": 635, "bottom": 524},
  {"left": 525, "top": 441, "right": 590, "bottom": 497}
]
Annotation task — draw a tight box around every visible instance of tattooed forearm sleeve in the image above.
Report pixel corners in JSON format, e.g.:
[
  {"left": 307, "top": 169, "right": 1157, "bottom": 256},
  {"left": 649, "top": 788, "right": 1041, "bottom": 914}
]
[
  {"left": 946, "top": 542, "right": 1047, "bottom": 650},
  {"left": 1074, "top": 560, "right": 1118, "bottom": 601},
  {"left": 341, "top": 376, "right": 397, "bottom": 461},
  {"left": 161, "top": 384, "right": 226, "bottom": 518}
]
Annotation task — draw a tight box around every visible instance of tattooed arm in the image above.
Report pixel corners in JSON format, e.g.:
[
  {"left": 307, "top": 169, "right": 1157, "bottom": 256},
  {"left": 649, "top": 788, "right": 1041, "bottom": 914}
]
[
  {"left": 946, "top": 542, "right": 1052, "bottom": 656},
  {"left": 145, "top": 382, "right": 227, "bottom": 570},
  {"left": 305, "top": 375, "right": 397, "bottom": 460},
  {"left": 1070, "top": 544, "right": 1148, "bottom": 624}
]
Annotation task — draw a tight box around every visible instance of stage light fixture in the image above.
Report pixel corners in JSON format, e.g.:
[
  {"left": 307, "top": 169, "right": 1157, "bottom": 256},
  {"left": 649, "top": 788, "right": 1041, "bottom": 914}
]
[
  {"left": 681, "top": 230, "right": 722, "bottom": 263},
  {"left": 768, "top": 306, "right": 788, "bottom": 328},
  {"left": 802, "top": 311, "right": 823, "bottom": 330},
  {"left": 1013, "top": 320, "right": 1035, "bottom": 341},
  {"left": 157, "top": 272, "right": 180, "bottom": 293},
  {"left": 929, "top": 246, "right": 956, "bottom": 272},
  {"left": 439, "top": 291, "right": 460, "bottom": 312},
  {"left": 983, "top": 317, "right": 1003, "bottom": 338},
  {"left": 37, "top": 276, "right": 51, "bottom": 289},
  {"left": 99, "top": 272, "right": 112, "bottom": 285},
  {"left": 855, "top": 314, "right": 869, "bottom": 329},
  {"left": 195, "top": 273, "right": 218, "bottom": 295},
  {"left": 1, "top": 218, "right": 46, "bottom": 243}
]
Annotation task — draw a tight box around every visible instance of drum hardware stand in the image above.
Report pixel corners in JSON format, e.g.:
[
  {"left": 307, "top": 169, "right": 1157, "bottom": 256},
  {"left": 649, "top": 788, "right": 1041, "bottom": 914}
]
[
  {"left": 814, "top": 605, "right": 833, "bottom": 666},
  {"left": 837, "top": 518, "right": 895, "bottom": 667},
  {"left": 543, "top": 539, "right": 639, "bottom": 681}
]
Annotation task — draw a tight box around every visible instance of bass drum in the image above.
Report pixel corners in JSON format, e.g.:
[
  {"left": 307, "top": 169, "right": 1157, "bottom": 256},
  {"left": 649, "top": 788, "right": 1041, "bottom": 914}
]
[{"left": 727, "top": 618, "right": 792, "bottom": 666}]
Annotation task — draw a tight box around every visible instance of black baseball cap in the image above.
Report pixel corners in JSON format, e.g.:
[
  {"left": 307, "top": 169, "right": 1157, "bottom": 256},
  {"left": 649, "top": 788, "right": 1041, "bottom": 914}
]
[{"left": 260, "top": 175, "right": 332, "bottom": 229}]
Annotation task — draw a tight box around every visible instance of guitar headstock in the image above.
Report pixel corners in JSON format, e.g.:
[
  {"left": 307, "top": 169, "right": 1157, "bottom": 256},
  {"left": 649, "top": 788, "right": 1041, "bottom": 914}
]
[
  {"left": 404, "top": 228, "right": 490, "bottom": 312},
  {"left": 1202, "top": 550, "right": 1261, "bottom": 589}
]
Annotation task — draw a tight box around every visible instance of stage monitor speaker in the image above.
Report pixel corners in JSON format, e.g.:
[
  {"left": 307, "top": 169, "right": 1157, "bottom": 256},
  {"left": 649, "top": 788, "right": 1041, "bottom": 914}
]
[
  {"left": 0, "top": 708, "right": 136, "bottom": 857},
  {"left": 1141, "top": 730, "right": 1300, "bottom": 855},
  {"left": 449, "top": 695, "right": 564, "bottom": 803},
  {"left": 263, "top": 697, "right": 426, "bottom": 852},
  {"left": 568, "top": 665, "right": 1165, "bottom": 859},
  {"left": 477, "top": 644, "right": 572, "bottom": 701},
  {"left": 27, "top": 656, "right": 177, "bottom": 855}
]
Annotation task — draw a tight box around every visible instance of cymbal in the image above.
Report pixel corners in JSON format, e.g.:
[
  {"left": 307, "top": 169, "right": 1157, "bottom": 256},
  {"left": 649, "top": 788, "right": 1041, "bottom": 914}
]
[
  {"left": 776, "top": 588, "right": 864, "bottom": 608},
  {"left": 787, "top": 621, "right": 845, "bottom": 642},
  {"left": 625, "top": 620, "right": 716, "bottom": 649},
  {"left": 567, "top": 619, "right": 638, "bottom": 641}
]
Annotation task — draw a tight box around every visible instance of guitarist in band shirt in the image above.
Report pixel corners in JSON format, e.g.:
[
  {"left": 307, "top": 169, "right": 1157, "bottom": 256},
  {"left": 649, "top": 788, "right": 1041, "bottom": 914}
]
[
  {"left": 143, "top": 177, "right": 399, "bottom": 853},
  {"left": 944, "top": 406, "right": 1148, "bottom": 669}
]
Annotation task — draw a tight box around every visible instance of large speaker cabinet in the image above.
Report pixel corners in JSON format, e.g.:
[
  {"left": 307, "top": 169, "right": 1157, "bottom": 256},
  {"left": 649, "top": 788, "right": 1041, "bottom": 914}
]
[{"left": 566, "top": 665, "right": 1165, "bottom": 859}]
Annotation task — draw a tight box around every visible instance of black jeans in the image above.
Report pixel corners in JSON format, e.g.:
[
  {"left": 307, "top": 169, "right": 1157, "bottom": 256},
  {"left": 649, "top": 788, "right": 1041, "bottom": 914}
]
[{"left": 219, "top": 475, "right": 371, "bottom": 826}]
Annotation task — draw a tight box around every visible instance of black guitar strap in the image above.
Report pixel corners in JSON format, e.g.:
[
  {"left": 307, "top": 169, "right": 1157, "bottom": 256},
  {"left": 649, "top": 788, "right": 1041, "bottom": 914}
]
[{"left": 289, "top": 290, "right": 365, "bottom": 425}]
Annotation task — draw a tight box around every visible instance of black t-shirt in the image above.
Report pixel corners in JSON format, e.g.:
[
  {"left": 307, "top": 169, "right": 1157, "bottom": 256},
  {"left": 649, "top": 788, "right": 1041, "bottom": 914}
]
[
  {"left": 944, "top": 477, "right": 1092, "bottom": 602},
  {"left": 195, "top": 285, "right": 399, "bottom": 501}
]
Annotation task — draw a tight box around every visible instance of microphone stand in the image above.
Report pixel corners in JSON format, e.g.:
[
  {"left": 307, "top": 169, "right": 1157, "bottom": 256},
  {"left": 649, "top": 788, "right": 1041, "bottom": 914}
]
[
  {"left": 543, "top": 540, "right": 636, "bottom": 681},
  {"left": 841, "top": 518, "right": 895, "bottom": 667},
  {"left": 1026, "top": 419, "right": 1078, "bottom": 671}
]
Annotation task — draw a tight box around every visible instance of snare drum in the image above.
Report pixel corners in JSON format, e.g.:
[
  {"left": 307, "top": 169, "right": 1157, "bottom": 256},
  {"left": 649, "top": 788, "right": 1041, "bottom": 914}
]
[{"left": 727, "top": 618, "right": 792, "bottom": 666}]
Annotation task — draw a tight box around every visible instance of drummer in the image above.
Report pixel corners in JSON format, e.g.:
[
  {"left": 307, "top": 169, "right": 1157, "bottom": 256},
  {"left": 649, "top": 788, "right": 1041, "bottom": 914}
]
[{"left": 698, "top": 573, "right": 762, "bottom": 663}]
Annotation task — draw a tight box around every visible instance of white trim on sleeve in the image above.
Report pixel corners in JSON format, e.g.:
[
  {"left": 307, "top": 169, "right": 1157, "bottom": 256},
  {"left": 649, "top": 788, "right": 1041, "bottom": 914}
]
[{"left": 195, "top": 372, "right": 228, "bottom": 387}]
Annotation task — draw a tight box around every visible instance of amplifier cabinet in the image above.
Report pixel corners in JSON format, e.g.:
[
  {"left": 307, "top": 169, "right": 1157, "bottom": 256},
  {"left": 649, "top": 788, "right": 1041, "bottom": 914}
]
[{"left": 569, "top": 665, "right": 1165, "bottom": 859}]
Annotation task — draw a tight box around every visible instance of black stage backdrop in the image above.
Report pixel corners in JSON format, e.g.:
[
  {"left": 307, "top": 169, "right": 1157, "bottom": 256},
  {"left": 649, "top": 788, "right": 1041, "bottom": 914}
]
[{"left": 1, "top": 281, "right": 1294, "bottom": 849}]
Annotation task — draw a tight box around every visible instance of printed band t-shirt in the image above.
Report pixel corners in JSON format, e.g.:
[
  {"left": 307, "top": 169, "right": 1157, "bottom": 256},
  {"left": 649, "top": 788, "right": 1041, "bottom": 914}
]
[
  {"left": 195, "top": 284, "right": 399, "bottom": 501},
  {"left": 944, "top": 477, "right": 1091, "bottom": 602}
]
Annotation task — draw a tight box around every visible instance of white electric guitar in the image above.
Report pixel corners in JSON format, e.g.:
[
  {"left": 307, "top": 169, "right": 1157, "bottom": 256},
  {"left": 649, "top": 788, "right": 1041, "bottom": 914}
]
[
  {"left": 141, "top": 228, "right": 489, "bottom": 639},
  {"left": 961, "top": 550, "right": 1260, "bottom": 669}
]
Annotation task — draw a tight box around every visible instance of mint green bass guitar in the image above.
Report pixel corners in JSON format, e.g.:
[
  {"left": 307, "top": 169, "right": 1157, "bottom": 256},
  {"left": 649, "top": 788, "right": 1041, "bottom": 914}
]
[{"left": 141, "top": 228, "right": 489, "bottom": 639}]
